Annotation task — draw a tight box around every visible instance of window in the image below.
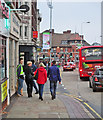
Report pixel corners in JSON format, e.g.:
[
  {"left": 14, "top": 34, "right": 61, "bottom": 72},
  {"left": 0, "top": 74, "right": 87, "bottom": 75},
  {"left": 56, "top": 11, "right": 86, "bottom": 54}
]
[
  {"left": 20, "top": 26, "right": 22, "bottom": 37},
  {"left": 60, "top": 48, "right": 63, "bottom": 52},
  {"left": 94, "top": 70, "right": 99, "bottom": 75},
  {"left": 25, "top": 26, "right": 28, "bottom": 37},
  {"left": 0, "top": 39, "right": 6, "bottom": 80},
  {"left": 61, "top": 40, "right": 67, "bottom": 45},
  {"left": 82, "top": 48, "right": 103, "bottom": 60}
]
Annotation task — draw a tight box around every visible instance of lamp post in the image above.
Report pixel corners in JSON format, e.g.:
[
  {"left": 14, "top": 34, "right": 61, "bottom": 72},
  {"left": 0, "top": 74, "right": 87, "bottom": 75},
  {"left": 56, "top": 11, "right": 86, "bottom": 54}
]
[
  {"left": 47, "top": 0, "right": 53, "bottom": 66},
  {"left": 81, "top": 21, "right": 90, "bottom": 46}
]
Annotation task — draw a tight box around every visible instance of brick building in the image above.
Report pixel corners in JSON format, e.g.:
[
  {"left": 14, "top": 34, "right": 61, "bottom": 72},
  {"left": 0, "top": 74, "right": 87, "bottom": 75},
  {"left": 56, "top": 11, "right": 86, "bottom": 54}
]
[{"left": 40, "top": 29, "right": 90, "bottom": 64}]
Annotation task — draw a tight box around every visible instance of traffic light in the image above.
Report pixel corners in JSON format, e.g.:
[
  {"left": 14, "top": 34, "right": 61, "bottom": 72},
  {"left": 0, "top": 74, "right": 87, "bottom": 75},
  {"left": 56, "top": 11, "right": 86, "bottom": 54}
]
[{"left": 70, "top": 53, "right": 72, "bottom": 58}]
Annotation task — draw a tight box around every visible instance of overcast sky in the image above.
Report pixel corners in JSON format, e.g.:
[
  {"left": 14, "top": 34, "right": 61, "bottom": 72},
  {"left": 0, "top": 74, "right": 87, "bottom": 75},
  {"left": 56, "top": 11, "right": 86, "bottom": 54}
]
[{"left": 38, "top": 1, "right": 102, "bottom": 45}]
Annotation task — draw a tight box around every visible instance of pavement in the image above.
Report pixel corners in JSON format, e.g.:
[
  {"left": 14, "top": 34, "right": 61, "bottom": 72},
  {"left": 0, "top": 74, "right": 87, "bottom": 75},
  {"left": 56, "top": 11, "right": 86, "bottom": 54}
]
[{"left": 1, "top": 79, "right": 95, "bottom": 119}]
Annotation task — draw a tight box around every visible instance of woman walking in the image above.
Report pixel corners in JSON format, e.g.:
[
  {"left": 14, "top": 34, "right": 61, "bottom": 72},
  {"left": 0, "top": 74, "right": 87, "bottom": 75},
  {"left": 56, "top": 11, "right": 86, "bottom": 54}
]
[
  {"left": 34, "top": 63, "right": 47, "bottom": 101},
  {"left": 25, "top": 61, "right": 34, "bottom": 98}
]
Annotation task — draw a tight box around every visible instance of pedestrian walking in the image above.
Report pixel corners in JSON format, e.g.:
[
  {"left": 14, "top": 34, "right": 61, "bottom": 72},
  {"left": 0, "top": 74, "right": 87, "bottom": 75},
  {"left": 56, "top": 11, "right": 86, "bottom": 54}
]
[
  {"left": 17, "top": 58, "right": 24, "bottom": 97},
  {"left": 25, "top": 61, "right": 34, "bottom": 98},
  {"left": 46, "top": 61, "right": 49, "bottom": 74},
  {"left": 35, "top": 61, "right": 39, "bottom": 68},
  {"left": 34, "top": 63, "right": 47, "bottom": 101},
  {"left": 31, "top": 60, "right": 39, "bottom": 94},
  {"left": 48, "top": 61, "right": 61, "bottom": 100}
]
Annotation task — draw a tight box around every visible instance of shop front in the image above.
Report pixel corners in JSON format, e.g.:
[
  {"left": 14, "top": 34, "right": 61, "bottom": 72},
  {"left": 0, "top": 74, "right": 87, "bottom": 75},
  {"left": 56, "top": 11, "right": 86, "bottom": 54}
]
[
  {"left": 0, "top": 36, "right": 8, "bottom": 111},
  {"left": 9, "top": 10, "right": 20, "bottom": 96},
  {"left": 0, "top": 0, "right": 10, "bottom": 111}
]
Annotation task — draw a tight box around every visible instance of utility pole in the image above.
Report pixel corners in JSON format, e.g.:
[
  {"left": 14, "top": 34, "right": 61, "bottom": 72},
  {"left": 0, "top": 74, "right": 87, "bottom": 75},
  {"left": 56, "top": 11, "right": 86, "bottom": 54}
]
[{"left": 47, "top": 0, "right": 53, "bottom": 66}]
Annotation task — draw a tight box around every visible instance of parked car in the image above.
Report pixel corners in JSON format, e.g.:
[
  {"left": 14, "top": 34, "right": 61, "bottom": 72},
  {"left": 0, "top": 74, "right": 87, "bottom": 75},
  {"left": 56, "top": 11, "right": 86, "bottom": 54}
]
[
  {"left": 63, "top": 63, "right": 74, "bottom": 71},
  {"left": 89, "top": 67, "right": 103, "bottom": 92}
]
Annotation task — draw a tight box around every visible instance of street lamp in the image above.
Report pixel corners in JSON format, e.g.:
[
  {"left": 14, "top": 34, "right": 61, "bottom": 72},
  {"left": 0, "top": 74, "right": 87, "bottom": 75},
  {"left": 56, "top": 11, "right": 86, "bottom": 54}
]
[
  {"left": 81, "top": 21, "right": 90, "bottom": 46},
  {"left": 47, "top": 0, "right": 53, "bottom": 66}
]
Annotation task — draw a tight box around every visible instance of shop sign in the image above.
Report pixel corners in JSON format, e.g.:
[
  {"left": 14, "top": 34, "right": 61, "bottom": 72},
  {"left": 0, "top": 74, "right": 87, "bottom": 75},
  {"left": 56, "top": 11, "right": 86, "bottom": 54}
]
[
  {"left": 0, "top": 0, "right": 9, "bottom": 19},
  {"left": 1, "top": 80, "right": 7, "bottom": 102},
  {"left": 33, "top": 31, "right": 38, "bottom": 38}
]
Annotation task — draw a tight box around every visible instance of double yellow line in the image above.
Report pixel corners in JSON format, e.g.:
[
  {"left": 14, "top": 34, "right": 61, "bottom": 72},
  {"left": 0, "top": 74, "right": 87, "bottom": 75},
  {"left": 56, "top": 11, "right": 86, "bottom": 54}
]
[{"left": 63, "top": 93, "right": 103, "bottom": 120}]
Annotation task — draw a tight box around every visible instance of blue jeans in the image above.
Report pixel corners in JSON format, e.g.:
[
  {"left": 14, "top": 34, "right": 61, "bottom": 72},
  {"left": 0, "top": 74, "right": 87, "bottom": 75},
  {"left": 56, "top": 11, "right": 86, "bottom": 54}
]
[
  {"left": 38, "top": 84, "right": 44, "bottom": 98},
  {"left": 17, "top": 78, "right": 24, "bottom": 95},
  {"left": 50, "top": 81, "right": 57, "bottom": 97}
]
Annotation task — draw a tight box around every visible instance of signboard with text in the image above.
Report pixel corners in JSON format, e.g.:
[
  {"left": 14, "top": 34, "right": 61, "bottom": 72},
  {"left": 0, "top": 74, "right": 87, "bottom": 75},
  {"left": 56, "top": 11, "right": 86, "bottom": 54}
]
[{"left": 43, "top": 32, "right": 50, "bottom": 49}]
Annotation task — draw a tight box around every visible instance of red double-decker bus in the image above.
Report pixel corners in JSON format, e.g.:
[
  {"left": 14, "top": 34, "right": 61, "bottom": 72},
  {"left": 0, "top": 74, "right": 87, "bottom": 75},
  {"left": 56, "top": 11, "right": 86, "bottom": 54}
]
[{"left": 79, "top": 46, "right": 103, "bottom": 80}]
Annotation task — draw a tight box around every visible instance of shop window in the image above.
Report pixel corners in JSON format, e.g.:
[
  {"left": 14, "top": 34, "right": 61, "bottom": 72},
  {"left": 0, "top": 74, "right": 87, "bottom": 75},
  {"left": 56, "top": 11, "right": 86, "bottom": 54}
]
[{"left": 0, "top": 40, "right": 6, "bottom": 80}]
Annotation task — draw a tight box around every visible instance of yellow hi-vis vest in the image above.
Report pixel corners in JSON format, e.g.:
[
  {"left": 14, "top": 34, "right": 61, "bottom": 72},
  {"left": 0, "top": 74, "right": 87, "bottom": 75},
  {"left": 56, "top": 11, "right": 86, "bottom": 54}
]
[{"left": 17, "top": 64, "right": 24, "bottom": 76}]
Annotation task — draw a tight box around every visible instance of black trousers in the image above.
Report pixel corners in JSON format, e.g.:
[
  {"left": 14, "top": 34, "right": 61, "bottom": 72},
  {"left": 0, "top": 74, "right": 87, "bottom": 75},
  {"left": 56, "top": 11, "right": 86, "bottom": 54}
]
[{"left": 26, "top": 81, "right": 33, "bottom": 97}]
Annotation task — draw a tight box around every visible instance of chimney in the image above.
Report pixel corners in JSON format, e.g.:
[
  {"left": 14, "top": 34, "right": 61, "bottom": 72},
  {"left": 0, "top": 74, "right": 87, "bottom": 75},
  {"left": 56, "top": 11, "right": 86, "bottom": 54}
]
[
  {"left": 52, "top": 29, "right": 54, "bottom": 33},
  {"left": 80, "top": 35, "right": 84, "bottom": 40},
  {"left": 67, "top": 30, "right": 71, "bottom": 33},
  {"left": 63, "top": 31, "right": 67, "bottom": 34},
  {"left": 49, "top": 29, "right": 54, "bottom": 33}
]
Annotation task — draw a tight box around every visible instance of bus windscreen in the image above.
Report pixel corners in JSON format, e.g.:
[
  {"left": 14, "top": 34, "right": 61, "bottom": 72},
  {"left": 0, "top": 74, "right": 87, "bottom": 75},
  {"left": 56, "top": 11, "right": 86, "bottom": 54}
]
[{"left": 82, "top": 47, "right": 103, "bottom": 60}]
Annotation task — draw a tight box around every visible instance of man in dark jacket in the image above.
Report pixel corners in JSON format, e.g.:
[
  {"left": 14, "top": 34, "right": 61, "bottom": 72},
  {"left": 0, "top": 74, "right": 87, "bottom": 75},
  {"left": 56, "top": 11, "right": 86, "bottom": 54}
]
[
  {"left": 25, "top": 61, "right": 34, "bottom": 98},
  {"left": 48, "top": 61, "right": 61, "bottom": 100}
]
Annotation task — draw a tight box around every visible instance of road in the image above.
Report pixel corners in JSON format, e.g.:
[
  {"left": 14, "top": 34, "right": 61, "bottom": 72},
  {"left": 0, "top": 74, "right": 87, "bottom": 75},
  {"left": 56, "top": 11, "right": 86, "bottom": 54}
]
[{"left": 61, "top": 68, "right": 102, "bottom": 117}]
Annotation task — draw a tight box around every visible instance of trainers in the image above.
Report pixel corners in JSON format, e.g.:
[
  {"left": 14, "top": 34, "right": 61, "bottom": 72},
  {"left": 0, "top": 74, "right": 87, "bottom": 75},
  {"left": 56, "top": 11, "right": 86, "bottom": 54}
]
[{"left": 17, "top": 94, "right": 21, "bottom": 97}]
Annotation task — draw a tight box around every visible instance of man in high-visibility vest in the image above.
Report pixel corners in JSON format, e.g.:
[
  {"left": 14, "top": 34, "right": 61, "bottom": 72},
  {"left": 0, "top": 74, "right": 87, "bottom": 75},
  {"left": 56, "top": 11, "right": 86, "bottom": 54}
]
[{"left": 17, "top": 58, "right": 24, "bottom": 96}]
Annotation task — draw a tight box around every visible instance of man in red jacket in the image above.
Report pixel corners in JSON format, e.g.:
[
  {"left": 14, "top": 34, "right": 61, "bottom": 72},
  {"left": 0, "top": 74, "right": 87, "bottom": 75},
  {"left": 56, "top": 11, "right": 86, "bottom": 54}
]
[{"left": 34, "top": 63, "right": 47, "bottom": 101}]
